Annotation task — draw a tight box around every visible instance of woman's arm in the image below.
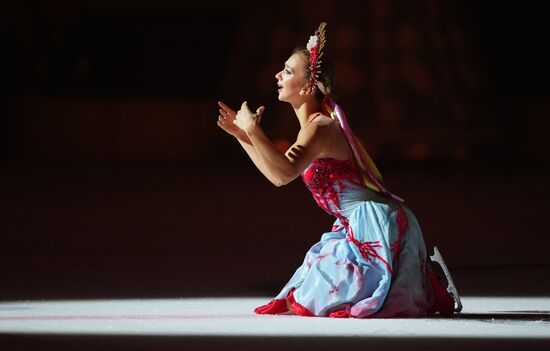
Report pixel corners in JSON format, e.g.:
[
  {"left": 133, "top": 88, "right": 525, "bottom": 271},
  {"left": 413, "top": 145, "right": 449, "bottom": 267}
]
[
  {"left": 217, "top": 101, "right": 276, "bottom": 180},
  {"left": 235, "top": 102, "right": 330, "bottom": 187}
]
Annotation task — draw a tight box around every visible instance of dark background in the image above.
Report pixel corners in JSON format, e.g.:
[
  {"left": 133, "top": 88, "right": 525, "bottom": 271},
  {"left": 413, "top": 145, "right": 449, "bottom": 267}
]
[{"left": 1, "top": 0, "right": 549, "bottom": 300}]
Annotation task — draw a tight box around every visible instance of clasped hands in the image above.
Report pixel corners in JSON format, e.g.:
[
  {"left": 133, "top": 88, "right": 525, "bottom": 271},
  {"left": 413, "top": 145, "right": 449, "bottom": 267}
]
[{"left": 218, "top": 101, "right": 265, "bottom": 136}]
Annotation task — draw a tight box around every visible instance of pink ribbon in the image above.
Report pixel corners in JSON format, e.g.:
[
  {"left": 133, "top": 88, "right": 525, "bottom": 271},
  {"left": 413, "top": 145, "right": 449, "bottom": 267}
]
[{"left": 322, "top": 96, "right": 404, "bottom": 203}]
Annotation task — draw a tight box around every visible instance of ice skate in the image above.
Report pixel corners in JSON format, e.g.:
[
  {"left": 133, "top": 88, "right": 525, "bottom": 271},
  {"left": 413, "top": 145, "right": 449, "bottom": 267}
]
[{"left": 429, "top": 246, "right": 463, "bottom": 313}]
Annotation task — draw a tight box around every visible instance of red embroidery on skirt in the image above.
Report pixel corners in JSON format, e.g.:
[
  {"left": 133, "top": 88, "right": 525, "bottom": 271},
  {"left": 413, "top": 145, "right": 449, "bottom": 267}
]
[{"left": 347, "top": 226, "right": 393, "bottom": 274}]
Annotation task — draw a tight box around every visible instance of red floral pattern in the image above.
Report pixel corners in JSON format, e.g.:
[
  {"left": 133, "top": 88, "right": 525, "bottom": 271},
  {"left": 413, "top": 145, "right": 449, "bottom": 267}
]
[
  {"left": 347, "top": 226, "right": 393, "bottom": 274},
  {"left": 301, "top": 157, "right": 364, "bottom": 227},
  {"left": 302, "top": 157, "right": 409, "bottom": 274}
]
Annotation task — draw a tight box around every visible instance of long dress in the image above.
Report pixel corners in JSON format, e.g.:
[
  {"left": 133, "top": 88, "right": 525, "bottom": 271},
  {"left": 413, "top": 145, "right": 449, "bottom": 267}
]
[{"left": 255, "top": 156, "right": 435, "bottom": 318}]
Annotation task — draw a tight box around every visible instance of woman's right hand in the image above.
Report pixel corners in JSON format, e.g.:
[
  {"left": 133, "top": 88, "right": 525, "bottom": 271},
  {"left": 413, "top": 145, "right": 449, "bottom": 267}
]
[{"left": 217, "top": 101, "right": 244, "bottom": 138}]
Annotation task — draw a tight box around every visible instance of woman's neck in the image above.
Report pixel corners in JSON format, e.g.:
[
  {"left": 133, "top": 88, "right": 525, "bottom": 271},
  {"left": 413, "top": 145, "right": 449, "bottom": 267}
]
[{"left": 292, "top": 100, "right": 322, "bottom": 128}]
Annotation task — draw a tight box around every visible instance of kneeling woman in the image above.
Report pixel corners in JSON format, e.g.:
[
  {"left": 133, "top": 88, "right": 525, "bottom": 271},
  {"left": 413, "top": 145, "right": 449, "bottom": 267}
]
[{"left": 217, "top": 22, "right": 461, "bottom": 318}]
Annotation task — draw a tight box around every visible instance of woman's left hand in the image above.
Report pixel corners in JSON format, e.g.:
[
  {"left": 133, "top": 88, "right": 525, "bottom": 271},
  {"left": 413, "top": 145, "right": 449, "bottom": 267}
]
[{"left": 234, "top": 101, "right": 265, "bottom": 134}]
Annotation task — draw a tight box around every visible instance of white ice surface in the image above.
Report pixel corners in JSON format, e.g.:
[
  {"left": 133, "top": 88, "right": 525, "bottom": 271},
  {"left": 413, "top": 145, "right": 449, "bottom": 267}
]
[{"left": 0, "top": 297, "right": 549, "bottom": 338}]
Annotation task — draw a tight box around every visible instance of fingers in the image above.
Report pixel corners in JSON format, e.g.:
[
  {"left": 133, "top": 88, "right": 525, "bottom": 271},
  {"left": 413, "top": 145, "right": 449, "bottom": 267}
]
[
  {"left": 217, "top": 116, "right": 233, "bottom": 133},
  {"left": 238, "top": 101, "right": 265, "bottom": 116},
  {"left": 220, "top": 100, "right": 264, "bottom": 129},
  {"left": 219, "top": 108, "right": 232, "bottom": 118},
  {"left": 256, "top": 106, "right": 265, "bottom": 116},
  {"left": 218, "top": 101, "right": 235, "bottom": 115},
  {"left": 217, "top": 101, "right": 230, "bottom": 110},
  {"left": 222, "top": 101, "right": 263, "bottom": 116},
  {"left": 217, "top": 114, "right": 229, "bottom": 126},
  {"left": 240, "top": 101, "right": 252, "bottom": 113}
]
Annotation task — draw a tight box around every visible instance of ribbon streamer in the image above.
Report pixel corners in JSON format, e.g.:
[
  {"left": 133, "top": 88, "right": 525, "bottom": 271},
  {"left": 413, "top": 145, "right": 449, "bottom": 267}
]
[{"left": 322, "top": 96, "right": 404, "bottom": 203}]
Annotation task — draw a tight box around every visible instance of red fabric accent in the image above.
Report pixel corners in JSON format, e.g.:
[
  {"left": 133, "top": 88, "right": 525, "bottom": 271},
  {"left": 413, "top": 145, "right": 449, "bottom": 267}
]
[
  {"left": 308, "top": 46, "right": 319, "bottom": 85},
  {"left": 286, "top": 288, "right": 315, "bottom": 317},
  {"left": 290, "top": 302, "right": 315, "bottom": 317},
  {"left": 254, "top": 288, "right": 315, "bottom": 316},
  {"left": 285, "top": 288, "right": 296, "bottom": 305},
  {"left": 307, "top": 112, "right": 323, "bottom": 123},
  {"left": 347, "top": 226, "right": 393, "bottom": 274},
  {"left": 254, "top": 299, "right": 288, "bottom": 315},
  {"left": 390, "top": 207, "right": 409, "bottom": 262},
  {"left": 396, "top": 207, "right": 408, "bottom": 234},
  {"left": 329, "top": 309, "right": 351, "bottom": 318},
  {"left": 426, "top": 270, "right": 454, "bottom": 316},
  {"left": 301, "top": 158, "right": 364, "bottom": 227}
]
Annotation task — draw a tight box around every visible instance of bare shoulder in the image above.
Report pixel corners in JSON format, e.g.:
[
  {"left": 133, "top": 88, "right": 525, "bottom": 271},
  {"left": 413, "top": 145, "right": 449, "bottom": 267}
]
[
  {"left": 296, "top": 114, "right": 333, "bottom": 143},
  {"left": 308, "top": 113, "right": 334, "bottom": 127}
]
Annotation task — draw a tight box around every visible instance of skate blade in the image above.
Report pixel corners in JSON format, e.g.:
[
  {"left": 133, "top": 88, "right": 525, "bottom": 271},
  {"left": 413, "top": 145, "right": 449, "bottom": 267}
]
[{"left": 430, "top": 246, "right": 463, "bottom": 313}]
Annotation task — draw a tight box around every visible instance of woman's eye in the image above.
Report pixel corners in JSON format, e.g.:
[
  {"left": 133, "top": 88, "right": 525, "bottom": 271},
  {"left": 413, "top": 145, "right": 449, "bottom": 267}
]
[{"left": 284, "top": 69, "right": 291, "bottom": 74}]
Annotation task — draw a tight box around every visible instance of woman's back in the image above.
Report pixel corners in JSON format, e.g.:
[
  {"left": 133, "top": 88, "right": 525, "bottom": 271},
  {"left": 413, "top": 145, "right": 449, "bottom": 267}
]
[{"left": 307, "top": 113, "right": 352, "bottom": 161}]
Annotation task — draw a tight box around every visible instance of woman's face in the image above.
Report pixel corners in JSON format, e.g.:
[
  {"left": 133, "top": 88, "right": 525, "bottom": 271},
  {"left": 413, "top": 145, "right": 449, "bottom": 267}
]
[{"left": 275, "top": 53, "right": 309, "bottom": 102}]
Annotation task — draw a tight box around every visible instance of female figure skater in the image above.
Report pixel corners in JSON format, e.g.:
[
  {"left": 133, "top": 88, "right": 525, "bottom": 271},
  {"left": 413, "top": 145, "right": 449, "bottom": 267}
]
[{"left": 217, "top": 22, "right": 461, "bottom": 318}]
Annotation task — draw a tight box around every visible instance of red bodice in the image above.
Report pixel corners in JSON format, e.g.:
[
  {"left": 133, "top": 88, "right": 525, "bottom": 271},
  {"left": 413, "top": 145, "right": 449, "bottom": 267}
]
[{"left": 301, "top": 157, "right": 365, "bottom": 226}]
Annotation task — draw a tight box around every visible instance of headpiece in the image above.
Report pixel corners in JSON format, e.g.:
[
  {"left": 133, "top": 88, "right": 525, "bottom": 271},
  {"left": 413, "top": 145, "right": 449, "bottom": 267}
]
[{"left": 306, "top": 22, "right": 328, "bottom": 95}]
